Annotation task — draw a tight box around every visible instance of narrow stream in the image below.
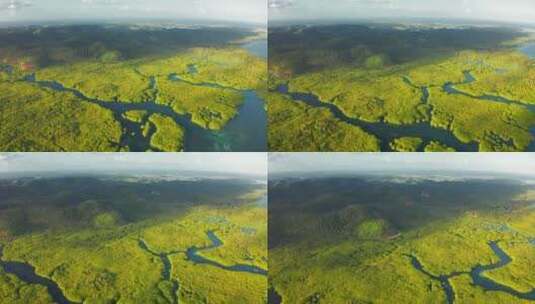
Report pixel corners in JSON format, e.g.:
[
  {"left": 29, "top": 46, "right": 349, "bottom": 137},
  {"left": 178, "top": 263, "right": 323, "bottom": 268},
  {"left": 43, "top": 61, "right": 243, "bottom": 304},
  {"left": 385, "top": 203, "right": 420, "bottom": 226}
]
[
  {"left": 280, "top": 43, "right": 535, "bottom": 152},
  {"left": 277, "top": 84, "right": 478, "bottom": 152},
  {"left": 0, "top": 246, "right": 78, "bottom": 304},
  {"left": 470, "top": 242, "right": 535, "bottom": 301},
  {"left": 186, "top": 231, "right": 268, "bottom": 276},
  {"left": 138, "top": 239, "right": 181, "bottom": 304},
  {"left": 20, "top": 71, "right": 266, "bottom": 152},
  {"left": 5, "top": 40, "right": 267, "bottom": 152},
  {"left": 407, "top": 254, "right": 462, "bottom": 304},
  {"left": 443, "top": 71, "right": 535, "bottom": 113},
  {"left": 409, "top": 241, "right": 535, "bottom": 304},
  {"left": 137, "top": 230, "right": 267, "bottom": 303}
]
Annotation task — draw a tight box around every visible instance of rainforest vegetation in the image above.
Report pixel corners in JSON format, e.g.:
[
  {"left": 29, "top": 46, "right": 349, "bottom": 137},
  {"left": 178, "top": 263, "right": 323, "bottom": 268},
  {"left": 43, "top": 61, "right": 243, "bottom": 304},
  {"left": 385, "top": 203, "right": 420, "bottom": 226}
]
[
  {"left": 268, "top": 23, "right": 535, "bottom": 151},
  {"left": 0, "top": 24, "right": 267, "bottom": 152},
  {"left": 269, "top": 173, "right": 535, "bottom": 303},
  {"left": 0, "top": 174, "right": 268, "bottom": 303}
]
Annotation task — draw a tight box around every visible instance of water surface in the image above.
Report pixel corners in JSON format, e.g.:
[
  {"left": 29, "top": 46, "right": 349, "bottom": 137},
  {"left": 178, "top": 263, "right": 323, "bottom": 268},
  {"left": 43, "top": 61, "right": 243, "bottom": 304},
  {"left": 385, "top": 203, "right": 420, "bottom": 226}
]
[
  {"left": 242, "top": 39, "right": 268, "bottom": 59},
  {"left": 21, "top": 70, "right": 266, "bottom": 152},
  {"left": 519, "top": 43, "right": 535, "bottom": 59}
]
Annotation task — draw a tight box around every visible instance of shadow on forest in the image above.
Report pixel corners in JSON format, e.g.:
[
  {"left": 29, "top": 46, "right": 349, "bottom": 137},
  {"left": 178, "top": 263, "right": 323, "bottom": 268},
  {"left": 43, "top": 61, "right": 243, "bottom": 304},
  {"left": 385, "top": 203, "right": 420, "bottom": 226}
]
[
  {"left": 0, "top": 175, "right": 263, "bottom": 236},
  {"left": 0, "top": 24, "right": 253, "bottom": 68},
  {"left": 269, "top": 24, "right": 526, "bottom": 76},
  {"left": 268, "top": 176, "right": 531, "bottom": 248}
]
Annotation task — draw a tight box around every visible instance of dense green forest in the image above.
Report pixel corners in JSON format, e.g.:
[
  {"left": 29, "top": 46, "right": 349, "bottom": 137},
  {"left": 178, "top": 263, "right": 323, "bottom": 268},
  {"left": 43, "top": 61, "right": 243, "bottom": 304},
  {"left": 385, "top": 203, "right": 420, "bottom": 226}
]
[
  {"left": 269, "top": 174, "right": 535, "bottom": 303},
  {"left": 0, "top": 175, "right": 267, "bottom": 303},
  {"left": 268, "top": 24, "right": 535, "bottom": 151},
  {"left": 0, "top": 24, "right": 267, "bottom": 152}
]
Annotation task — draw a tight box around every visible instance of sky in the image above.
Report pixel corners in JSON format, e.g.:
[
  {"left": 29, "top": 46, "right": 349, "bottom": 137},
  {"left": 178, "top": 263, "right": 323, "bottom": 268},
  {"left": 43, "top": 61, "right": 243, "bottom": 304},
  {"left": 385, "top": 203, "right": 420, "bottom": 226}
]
[
  {"left": 269, "top": 0, "right": 535, "bottom": 24},
  {"left": 0, "top": 153, "right": 267, "bottom": 177},
  {"left": 269, "top": 153, "right": 535, "bottom": 176},
  {"left": 0, "top": 0, "right": 266, "bottom": 24}
]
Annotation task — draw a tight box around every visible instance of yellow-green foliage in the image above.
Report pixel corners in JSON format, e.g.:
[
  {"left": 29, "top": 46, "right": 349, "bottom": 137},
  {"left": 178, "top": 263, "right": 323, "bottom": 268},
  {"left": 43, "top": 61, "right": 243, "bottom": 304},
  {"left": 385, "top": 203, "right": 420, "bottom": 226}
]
[
  {"left": 142, "top": 120, "right": 153, "bottom": 138},
  {"left": 1, "top": 203, "right": 267, "bottom": 304},
  {"left": 483, "top": 242, "right": 535, "bottom": 293},
  {"left": 144, "top": 205, "right": 268, "bottom": 304},
  {"left": 142, "top": 205, "right": 267, "bottom": 270},
  {"left": 354, "top": 219, "right": 387, "bottom": 239},
  {"left": 93, "top": 212, "right": 120, "bottom": 228},
  {"left": 451, "top": 274, "right": 533, "bottom": 304},
  {"left": 510, "top": 208, "right": 535, "bottom": 235},
  {"left": 405, "top": 58, "right": 467, "bottom": 87},
  {"left": 270, "top": 48, "right": 535, "bottom": 152},
  {"left": 148, "top": 114, "right": 184, "bottom": 152},
  {"left": 201, "top": 207, "right": 267, "bottom": 269},
  {"left": 268, "top": 92, "right": 380, "bottom": 151},
  {"left": 3, "top": 229, "right": 164, "bottom": 303},
  {"left": 0, "top": 269, "right": 53, "bottom": 304},
  {"left": 456, "top": 51, "right": 535, "bottom": 104},
  {"left": 424, "top": 141, "right": 456, "bottom": 152},
  {"left": 37, "top": 62, "right": 152, "bottom": 102},
  {"left": 138, "top": 48, "right": 267, "bottom": 90},
  {"left": 390, "top": 137, "right": 423, "bottom": 152},
  {"left": 157, "top": 77, "right": 243, "bottom": 130},
  {"left": 31, "top": 46, "right": 265, "bottom": 136},
  {"left": 123, "top": 110, "right": 148, "bottom": 123},
  {"left": 364, "top": 54, "right": 388, "bottom": 69},
  {"left": 405, "top": 50, "right": 535, "bottom": 104},
  {"left": 407, "top": 216, "right": 502, "bottom": 275},
  {"left": 270, "top": 241, "right": 445, "bottom": 304},
  {"left": 0, "top": 72, "right": 8, "bottom": 82},
  {"left": 173, "top": 253, "right": 266, "bottom": 304},
  {"left": 288, "top": 68, "right": 428, "bottom": 124},
  {"left": 0, "top": 81, "right": 121, "bottom": 151},
  {"left": 430, "top": 88, "right": 535, "bottom": 151},
  {"left": 271, "top": 192, "right": 535, "bottom": 303}
]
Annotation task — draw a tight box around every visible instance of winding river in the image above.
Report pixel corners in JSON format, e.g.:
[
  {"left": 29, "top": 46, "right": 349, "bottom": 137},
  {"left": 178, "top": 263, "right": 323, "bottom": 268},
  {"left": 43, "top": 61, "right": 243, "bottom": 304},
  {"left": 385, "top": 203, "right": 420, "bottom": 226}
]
[
  {"left": 276, "top": 84, "right": 478, "bottom": 152},
  {"left": 21, "top": 72, "right": 266, "bottom": 152},
  {"left": 0, "top": 246, "right": 78, "bottom": 304},
  {"left": 409, "top": 241, "right": 535, "bottom": 304},
  {"left": 136, "top": 230, "right": 266, "bottom": 303},
  {"left": 443, "top": 71, "right": 535, "bottom": 113},
  {"left": 138, "top": 240, "right": 181, "bottom": 304},
  {"left": 8, "top": 41, "right": 267, "bottom": 152},
  {"left": 185, "top": 231, "right": 268, "bottom": 276},
  {"left": 0, "top": 228, "right": 267, "bottom": 304},
  {"left": 279, "top": 42, "right": 535, "bottom": 151}
]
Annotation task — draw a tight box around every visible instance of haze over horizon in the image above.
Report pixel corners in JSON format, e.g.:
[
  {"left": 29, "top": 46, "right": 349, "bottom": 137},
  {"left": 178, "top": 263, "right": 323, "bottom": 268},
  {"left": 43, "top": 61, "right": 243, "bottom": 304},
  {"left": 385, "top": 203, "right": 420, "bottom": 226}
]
[
  {"left": 0, "top": 0, "right": 266, "bottom": 25},
  {"left": 0, "top": 153, "right": 267, "bottom": 177},
  {"left": 269, "top": 0, "right": 535, "bottom": 25},
  {"left": 269, "top": 153, "right": 535, "bottom": 177}
]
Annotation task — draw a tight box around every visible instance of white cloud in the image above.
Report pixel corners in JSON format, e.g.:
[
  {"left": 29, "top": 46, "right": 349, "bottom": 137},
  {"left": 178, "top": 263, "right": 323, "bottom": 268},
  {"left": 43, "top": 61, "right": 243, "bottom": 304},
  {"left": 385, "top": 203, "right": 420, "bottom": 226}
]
[
  {"left": 269, "top": 0, "right": 535, "bottom": 24},
  {"left": 270, "top": 153, "right": 535, "bottom": 177},
  {"left": 0, "top": 0, "right": 32, "bottom": 11},
  {"left": 269, "top": 0, "right": 295, "bottom": 9},
  {"left": 0, "top": 153, "right": 267, "bottom": 177},
  {"left": 0, "top": 0, "right": 266, "bottom": 24}
]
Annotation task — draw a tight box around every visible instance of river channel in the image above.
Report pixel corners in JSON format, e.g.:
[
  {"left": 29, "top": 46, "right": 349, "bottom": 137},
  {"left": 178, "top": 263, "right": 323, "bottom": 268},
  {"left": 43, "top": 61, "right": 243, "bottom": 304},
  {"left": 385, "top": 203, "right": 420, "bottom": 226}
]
[
  {"left": 278, "top": 42, "right": 535, "bottom": 151},
  {"left": 409, "top": 241, "right": 535, "bottom": 304},
  {"left": 0, "top": 228, "right": 267, "bottom": 304},
  {"left": 185, "top": 230, "right": 267, "bottom": 276},
  {"left": 276, "top": 84, "right": 478, "bottom": 152},
  {"left": 9, "top": 40, "right": 267, "bottom": 152},
  {"left": 0, "top": 246, "right": 79, "bottom": 304}
]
